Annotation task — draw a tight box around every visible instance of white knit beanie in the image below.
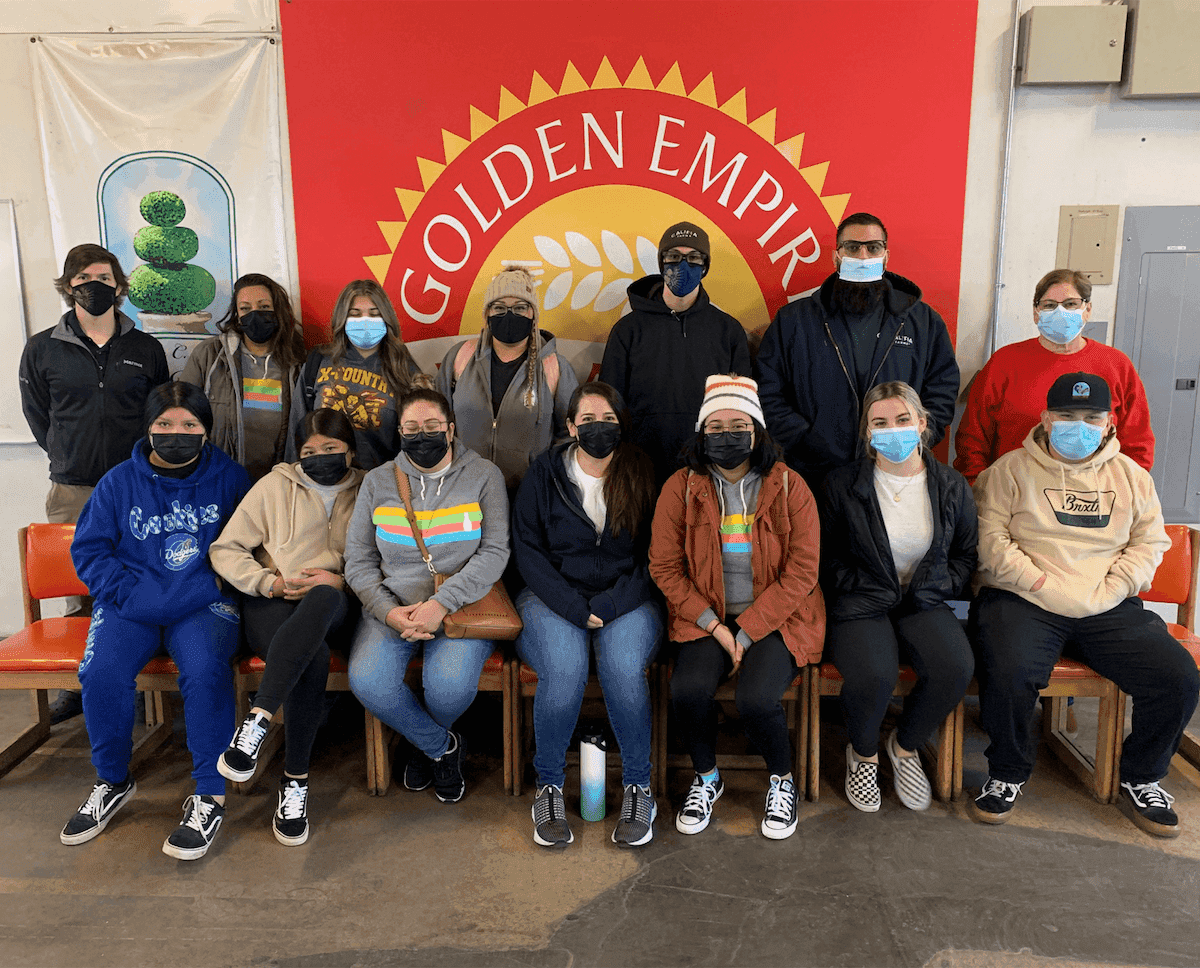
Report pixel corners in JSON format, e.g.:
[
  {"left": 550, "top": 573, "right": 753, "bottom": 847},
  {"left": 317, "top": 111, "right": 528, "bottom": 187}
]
[{"left": 695, "top": 374, "right": 765, "bottom": 430}]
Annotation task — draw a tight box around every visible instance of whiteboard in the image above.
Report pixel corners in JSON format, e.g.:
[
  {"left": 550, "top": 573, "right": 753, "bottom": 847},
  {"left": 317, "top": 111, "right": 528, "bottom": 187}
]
[{"left": 0, "top": 200, "right": 36, "bottom": 444}]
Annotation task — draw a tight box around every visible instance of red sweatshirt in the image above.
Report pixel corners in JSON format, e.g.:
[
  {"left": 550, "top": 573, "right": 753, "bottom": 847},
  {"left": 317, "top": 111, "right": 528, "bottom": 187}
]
[{"left": 954, "top": 337, "right": 1154, "bottom": 484}]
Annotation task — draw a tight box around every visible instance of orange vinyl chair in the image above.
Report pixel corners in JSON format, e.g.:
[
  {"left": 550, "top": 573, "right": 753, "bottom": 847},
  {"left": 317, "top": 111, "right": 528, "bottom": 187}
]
[
  {"left": 0, "top": 524, "right": 175, "bottom": 779},
  {"left": 1137, "top": 524, "right": 1200, "bottom": 777}
]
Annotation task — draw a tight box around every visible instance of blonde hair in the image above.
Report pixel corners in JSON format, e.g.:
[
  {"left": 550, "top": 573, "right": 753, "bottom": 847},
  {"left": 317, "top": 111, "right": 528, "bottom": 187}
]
[{"left": 859, "top": 381, "right": 931, "bottom": 457}]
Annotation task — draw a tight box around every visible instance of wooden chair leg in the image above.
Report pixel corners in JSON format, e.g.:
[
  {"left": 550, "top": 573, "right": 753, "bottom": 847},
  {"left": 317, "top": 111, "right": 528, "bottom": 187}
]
[
  {"left": 952, "top": 701, "right": 965, "bottom": 801},
  {"left": 795, "top": 667, "right": 809, "bottom": 799},
  {"left": 502, "top": 659, "right": 513, "bottom": 796},
  {"left": 1094, "top": 685, "right": 1119, "bottom": 804},
  {"left": 365, "top": 710, "right": 391, "bottom": 796},
  {"left": 129, "top": 692, "right": 173, "bottom": 770},
  {"left": 807, "top": 671, "right": 821, "bottom": 802},
  {"left": 0, "top": 689, "right": 53, "bottom": 779}
]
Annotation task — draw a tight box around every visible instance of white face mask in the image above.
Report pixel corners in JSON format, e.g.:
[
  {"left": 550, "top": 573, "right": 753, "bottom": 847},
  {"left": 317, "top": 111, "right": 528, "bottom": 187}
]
[{"left": 837, "top": 256, "right": 885, "bottom": 283}]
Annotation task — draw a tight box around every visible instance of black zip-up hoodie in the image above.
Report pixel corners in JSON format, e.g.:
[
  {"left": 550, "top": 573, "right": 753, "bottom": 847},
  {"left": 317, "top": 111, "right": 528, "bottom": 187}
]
[
  {"left": 755, "top": 272, "right": 959, "bottom": 487},
  {"left": 511, "top": 442, "right": 656, "bottom": 628},
  {"left": 19, "top": 310, "right": 171, "bottom": 485},
  {"left": 820, "top": 452, "right": 977, "bottom": 622},
  {"left": 599, "top": 276, "right": 749, "bottom": 485}
]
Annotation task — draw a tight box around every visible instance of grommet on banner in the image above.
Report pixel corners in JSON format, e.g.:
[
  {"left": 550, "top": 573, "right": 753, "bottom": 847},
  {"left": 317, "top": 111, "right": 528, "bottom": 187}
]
[{"left": 579, "top": 731, "right": 607, "bottom": 822}]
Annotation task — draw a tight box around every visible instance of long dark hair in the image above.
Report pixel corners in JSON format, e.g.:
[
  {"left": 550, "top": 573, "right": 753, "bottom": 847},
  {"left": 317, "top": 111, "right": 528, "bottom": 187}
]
[
  {"left": 215, "top": 273, "right": 305, "bottom": 370},
  {"left": 144, "top": 381, "right": 214, "bottom": 437},
  {"left": 567, "top": 382, "right": 655, "bottom": 539},
  {"left": 320, "top": 279, "right": 425, "bottom": 398},
  {"left": 682, "top": 419, "right": 781, "bottom": 476}
]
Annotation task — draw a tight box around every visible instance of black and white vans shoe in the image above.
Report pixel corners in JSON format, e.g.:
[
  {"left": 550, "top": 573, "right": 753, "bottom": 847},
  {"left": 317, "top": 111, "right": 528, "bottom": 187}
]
[
  {"left": 162, "top": 795, "right": 225, "bottom": 860},
  {"left": 273, "top": 778, "right": 310, "bottom": 846},
  {"left": 218, "top": 712, "right": 270, "bottom": 782},
  {"left": 60, "top": 776, "right": 136, "bottom": 846}
]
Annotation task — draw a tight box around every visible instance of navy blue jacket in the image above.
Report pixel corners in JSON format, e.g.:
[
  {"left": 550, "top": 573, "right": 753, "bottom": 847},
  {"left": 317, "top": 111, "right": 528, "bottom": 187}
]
[
  {"left": 511, "top": 442, "right": 655, "bottom": 628},
  {"left": 755, "top": 272, "right": 959, "bottom": 485},
  {"left": 820, "top": 453, "right": 977, "bottom": 622},
  {"left": 72, "top": 440, "right": 251, "bottom": 625}
]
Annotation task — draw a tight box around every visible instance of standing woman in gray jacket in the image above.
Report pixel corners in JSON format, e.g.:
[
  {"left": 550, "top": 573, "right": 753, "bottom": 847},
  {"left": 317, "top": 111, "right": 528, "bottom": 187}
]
[
  {"left": 435, "top": 266, "right": 578, "bottom": 492},
  {"left": 180, "top": 273, "right": 305, "bottom": 481}
]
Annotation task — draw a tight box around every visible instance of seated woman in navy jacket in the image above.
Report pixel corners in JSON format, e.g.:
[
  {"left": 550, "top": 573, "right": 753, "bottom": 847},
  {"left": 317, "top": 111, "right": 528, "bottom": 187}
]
[
  {"left": 511, "top": 381, "right": 661, "bottom": 850},
  {"left": 821, "top": 381, "right": 976, "bottom": 813}
]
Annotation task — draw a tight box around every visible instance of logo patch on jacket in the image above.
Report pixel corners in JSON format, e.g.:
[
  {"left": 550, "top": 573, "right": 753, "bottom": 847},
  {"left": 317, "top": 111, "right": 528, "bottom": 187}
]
[
  {"left": 894, "top": 334, "right": 914, "bottom": 346},
  {"left": 1042, "top": 488, "right": 1116, "bottom": 528},
  {"left": 373, "top": 503, "right": 483, "bottom": 547},
  {"left": 164, "top": 533, "right": 202, "bottom": 570}
]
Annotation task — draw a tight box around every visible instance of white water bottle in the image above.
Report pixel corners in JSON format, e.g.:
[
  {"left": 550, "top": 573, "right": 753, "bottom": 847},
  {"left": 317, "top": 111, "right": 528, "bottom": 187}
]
[{"left": 580, "top": 732, "right": 607, "bottom": 821}]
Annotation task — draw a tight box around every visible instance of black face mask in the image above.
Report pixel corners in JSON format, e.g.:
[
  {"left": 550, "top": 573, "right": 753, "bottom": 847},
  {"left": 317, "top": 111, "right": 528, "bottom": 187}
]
[
  {"left": 400, "top": 431, "right": 451, "bottom": 469},
  {"left": 300, "top": 453, "right": 349, "bottom": 486},
  {"left": 574, "top": 421, "right": 621, "bottom": 460},
  {"left": 74, "top": 280, "right": 117, "bottom": 316},
  {"left": 490, "top": 310, "right": 534, "bottom": 345},
  {"left": 150, "top": 433, "right": 205, "bottom": 465},
  {"left": 704, "top": 431, "right": 753, "bottom": 470},
  {"left": 240, "top": 310, "right": 279, "bottom": 344}
]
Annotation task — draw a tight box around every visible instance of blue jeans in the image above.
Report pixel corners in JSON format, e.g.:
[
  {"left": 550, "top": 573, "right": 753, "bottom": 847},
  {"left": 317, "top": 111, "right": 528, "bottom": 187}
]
[
  {"left": 348, "top": 613, "right": 494, "bottom": 759},
  {"left": 515, "top": 589, "right": 663, "bottom": 789}
]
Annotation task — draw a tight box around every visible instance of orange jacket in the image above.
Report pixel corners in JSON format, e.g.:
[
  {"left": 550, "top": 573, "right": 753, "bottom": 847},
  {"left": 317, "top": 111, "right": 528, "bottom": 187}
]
[{"left": 648, "top": 462, "right": 825, "bottom": 665}]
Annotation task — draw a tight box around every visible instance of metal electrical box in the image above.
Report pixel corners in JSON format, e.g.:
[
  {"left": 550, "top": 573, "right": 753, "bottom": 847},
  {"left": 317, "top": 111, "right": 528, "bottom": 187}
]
[
  {"left": 1018, "top": 5, "right": 1127, "bottom": 84},
  {"left": 1056, "top": 206, "right": 1119, "bottom": 285},
  {"left": 1123, "top": 0, "right": 1200, "bottom": 98}
]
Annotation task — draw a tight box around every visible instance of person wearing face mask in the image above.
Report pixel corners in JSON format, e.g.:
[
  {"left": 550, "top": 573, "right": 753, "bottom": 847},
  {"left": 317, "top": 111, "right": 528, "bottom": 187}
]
[
  {"left": 600, "top": 223, "right": 751, "bottom": 486},
  {"left": 820, "top": 382, "right": 976, "bottom": 813},
  {"left": 180, "top": 273, "right": 306, "bottom": 481},
  {"left": 649, "top": 375, "right": 824, "bottom": 841},
  {"left": 969, "top": 373, "right": 1198, "bottom": 838},
  {"left": 755, "top": 212, "right": 959, "bottom": 491},
  {"left": 62, "top": 382, "right": 250, "bottom": 861},
  {"left": 209, "top": 408, "right": 364, "bottom": 847},
  {"left": 510, "top": 382, "right": 662, "bottom": 848},
  {"left": 436, "top": 266, "right": 579, "bottom": 493},
  {"left": 344, "top": 388, "right": 509, "bottom": 805},
  {"left": 288, "top": 279, "right": 427, "bottom": 471},
  {"left": 954, "top": 269, "right": 1154, "bottom": 485},
  {"left": 19, "top": 243, "right": 171, "bottom": 723}
]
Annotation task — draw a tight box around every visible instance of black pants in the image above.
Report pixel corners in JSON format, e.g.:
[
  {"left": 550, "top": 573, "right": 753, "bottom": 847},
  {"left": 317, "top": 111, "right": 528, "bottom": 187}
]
[
  {"left": 670, "top": 630, "right": 798, "bottom": 777},
  {"left": 242, "top": 585, "right": 351, "bottom": 776},
  {"left": 970, "top": 587, "right": 1199, "bottom": 785},
  {"left": 827, "top": 603, "right": 973, "bottom": 758}
]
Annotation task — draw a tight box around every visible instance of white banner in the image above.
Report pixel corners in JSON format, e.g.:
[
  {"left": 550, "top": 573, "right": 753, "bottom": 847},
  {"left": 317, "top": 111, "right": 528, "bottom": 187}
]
[{"left": 30, "top": 36, "right": 288, "bottom": 374}]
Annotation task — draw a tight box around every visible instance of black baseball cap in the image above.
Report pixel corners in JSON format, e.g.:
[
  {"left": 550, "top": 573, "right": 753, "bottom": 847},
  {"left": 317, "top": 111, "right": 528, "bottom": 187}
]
[{"left": 1046, "top": 372, "right": 1112, "bottom": 412}]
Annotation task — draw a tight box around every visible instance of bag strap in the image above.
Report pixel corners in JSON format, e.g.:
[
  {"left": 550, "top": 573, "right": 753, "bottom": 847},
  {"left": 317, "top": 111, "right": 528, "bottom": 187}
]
[
  {"left": 392, "top": 464, "right": 440, "bottom": 580},
  {"left": 451, "top": 339, "right": 478, "bottom": 389},
  {"left": 303, "top": 350, "right": 322, "bottom": 410},
  {"left": 541, "top": 351, "right": 560, "bottom": 398}
]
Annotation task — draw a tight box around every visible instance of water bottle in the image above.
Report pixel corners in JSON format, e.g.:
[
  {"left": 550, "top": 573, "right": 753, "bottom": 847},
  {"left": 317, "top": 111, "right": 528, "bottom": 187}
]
[{"left": 579, "top": 731, "right": 607, "bottom": 821}]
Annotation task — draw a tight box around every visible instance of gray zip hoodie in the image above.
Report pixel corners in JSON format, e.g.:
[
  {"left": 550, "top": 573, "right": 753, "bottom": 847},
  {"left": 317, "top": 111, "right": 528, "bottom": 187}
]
[{"left": 343, "top": 442, "right": 510, "bottom": 625}]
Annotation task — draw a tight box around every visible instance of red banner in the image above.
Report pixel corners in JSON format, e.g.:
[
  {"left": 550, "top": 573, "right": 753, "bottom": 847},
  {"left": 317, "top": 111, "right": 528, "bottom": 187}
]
[{"left": 281, "top": 1, "right": 976, "bottom": 354}]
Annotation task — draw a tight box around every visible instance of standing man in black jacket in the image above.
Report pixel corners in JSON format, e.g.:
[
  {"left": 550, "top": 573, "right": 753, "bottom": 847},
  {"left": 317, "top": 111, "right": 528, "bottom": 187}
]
[
  {"left": 18, "top": 243, "right": 170, "bottom": 720},
  {"left": 599, "top": 222, "right": 750, "bottom": 486},
  {"left": 755, "top": 213, "right": 959, "bottom": 491}
]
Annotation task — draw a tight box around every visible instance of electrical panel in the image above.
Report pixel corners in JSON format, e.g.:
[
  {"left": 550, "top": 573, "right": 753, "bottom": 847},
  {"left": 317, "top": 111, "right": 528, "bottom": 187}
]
[
  {"left": 1056, "top": 206, "right": 1120, "bottom": 285},
  {"left": 1018, "top": 5, "right": 1127, "bottom": 85},
  {"left": 1123, "top": 0, "right": 1200, "bottom": 98}
]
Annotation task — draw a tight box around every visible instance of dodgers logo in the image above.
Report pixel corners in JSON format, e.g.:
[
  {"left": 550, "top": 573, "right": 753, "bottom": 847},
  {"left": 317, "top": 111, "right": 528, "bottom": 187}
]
[
  {"left": 1072, "top": 382, "right": 1090, "bottom": 400},
  {"left": 163, "top": 533, "right": 201, "bottom": 571}
]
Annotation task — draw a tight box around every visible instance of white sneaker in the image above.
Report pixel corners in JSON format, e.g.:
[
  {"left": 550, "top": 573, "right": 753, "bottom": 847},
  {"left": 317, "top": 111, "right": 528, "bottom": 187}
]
[
  {"left": 675, "top": 772, "right": 723, "bottom": 834},
  {"left": 885, "top": 730, "right": 932, "bottom": 811},
  {"left": 845, "top": 744, "right": 881, "bottom": 813}
]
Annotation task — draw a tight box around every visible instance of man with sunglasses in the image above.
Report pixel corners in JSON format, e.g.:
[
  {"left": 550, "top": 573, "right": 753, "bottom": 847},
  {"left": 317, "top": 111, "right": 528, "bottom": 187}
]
[
  {"left": 600, "top": 221, "right": 750, "bottom": 486},
  {"left": 755, "top": 212, "right": 959, "bottom": 490}
]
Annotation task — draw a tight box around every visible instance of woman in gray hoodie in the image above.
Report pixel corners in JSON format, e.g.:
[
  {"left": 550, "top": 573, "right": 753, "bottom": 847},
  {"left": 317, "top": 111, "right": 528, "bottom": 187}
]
[{"left": 344, "top": 387, "right": 510, "bottom": 804}]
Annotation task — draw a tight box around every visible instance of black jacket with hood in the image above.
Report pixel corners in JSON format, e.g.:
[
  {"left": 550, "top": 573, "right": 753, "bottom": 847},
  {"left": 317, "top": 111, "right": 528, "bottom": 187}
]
[
  {"left": 599, "top": 276, "right": 749, "bottom": 484},
  {"left": 755, "top": 272, "right": 960, "bottom": 486}
]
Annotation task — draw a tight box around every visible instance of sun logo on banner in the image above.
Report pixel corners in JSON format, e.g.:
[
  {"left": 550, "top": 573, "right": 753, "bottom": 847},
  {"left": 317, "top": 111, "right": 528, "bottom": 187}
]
[{"left": 363, "top": 56, "right": 853, "bottom": 351}]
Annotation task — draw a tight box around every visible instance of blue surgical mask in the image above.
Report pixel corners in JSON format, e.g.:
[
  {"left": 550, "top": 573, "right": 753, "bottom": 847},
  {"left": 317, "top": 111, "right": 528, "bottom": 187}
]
[
  {"left": 663, "top": 259, "right": 704, "bottom": 297},
  {"left": 345, "top": 317, "right": 387, "bottom": 349},
  {"left": 1037, "top": 306, "right": 1085, "bottom": 345},
  {"left": 1049, "top": 420, "right": 1104, "bottom": 461},
  {"left": 837, "top": 256, "right": 885, "bottom": 283},
  {"left": 870, "top": 426, "right": 921, "bottom": 464}
]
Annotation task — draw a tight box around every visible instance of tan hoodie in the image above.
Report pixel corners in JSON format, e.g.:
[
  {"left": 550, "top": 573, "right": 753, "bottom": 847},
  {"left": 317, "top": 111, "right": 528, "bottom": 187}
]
[
  {"left": 209, "top": 460, "right": 364, "bottom": 597},
  {"left": 973, "top": 426, "right": 1169, "bottom": 619}
]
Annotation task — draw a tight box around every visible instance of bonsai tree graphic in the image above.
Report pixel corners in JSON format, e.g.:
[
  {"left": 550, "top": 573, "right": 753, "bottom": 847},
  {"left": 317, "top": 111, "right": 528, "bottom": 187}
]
[{"left": 127, "top": 190, "right": 216, "bottom": 323}]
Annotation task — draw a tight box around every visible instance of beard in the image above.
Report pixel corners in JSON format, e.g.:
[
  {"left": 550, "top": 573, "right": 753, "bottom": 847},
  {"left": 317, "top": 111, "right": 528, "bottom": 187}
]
[{"left": 831, "top": 278, "right": 889, "bottom": 315}]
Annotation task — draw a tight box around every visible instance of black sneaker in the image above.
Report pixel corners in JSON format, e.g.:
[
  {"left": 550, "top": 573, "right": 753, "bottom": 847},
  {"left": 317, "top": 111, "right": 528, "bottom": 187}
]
[
  {"left": 761, "top": 774, "right": 799, "bottom": 840},
  {"left": 403, "top": 754, "right": 433, "bottom": 792},
  {"left": 432, "top": 731, "right": 464, "bottom": 803},
  {"left": 218, "top": 712, "right": 270, "bottom": 783},
  {"left": 162, "top": 795, "right": 225, "bottom": 860},
  {"left": 675, "top": 772, "right": 723, "bottom": 835},
  {"left": 971, "top": 776, "right": 1024, "bottom": 824},
  {"left": 532, "top": 784, "right": 573, "bottom": 847},
  {"left": 1119, "top": 781, "right": 1180, "bottom": 838},
  {"left": 612, "top": 784, "right": 657, "bottom": 847},
  {"left": 49, "top": 689, "right": 84, "bottom": 725},
  {"left": 273, "top": 778, "right": 310, "bottom": 846},
  {"left": 60, "top": 776, "right": 136, "bottom": 846}
]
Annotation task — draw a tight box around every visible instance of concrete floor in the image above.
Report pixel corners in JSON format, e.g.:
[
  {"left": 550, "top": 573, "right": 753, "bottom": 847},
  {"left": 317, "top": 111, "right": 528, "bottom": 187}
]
[{"left": 1, "top": 690, "right": 1198, "bottom": 968}]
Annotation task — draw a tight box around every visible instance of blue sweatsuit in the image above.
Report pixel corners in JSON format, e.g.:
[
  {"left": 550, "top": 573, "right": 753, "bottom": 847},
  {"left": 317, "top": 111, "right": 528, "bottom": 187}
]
[{"left": 72, "top": 441, "right": 250, "bottom": 795}]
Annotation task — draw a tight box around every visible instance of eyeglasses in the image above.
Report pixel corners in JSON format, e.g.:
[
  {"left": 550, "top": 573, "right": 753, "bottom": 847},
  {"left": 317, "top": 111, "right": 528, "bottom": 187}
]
[
  {"left": 488, "top": 301, "right": 534, "bottom": 317},
  {"left": 836, "top": 240, "right": 887, "bottom": 257},
  {"left": 400, "top": 420, "right": 448, "bottom": 438},
  {"left": 703, "top": 420, "right": 753, "bottom": 435},
  {"left": 1036, "top": 298, "right": 1086, "bottom": 312},
  {"left": 662, "top": 250, "right": 707, "bottom": 266}
]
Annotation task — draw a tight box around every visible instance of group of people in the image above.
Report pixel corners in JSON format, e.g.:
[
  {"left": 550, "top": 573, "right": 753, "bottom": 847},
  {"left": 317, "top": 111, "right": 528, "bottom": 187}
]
[{"left": 18, "top": 212, "right": 1197, "bottom": 861}]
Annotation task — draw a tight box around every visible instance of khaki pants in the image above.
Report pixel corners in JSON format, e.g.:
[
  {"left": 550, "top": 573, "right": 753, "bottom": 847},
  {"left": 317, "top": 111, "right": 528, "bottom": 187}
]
[{"left": 45, "top": 482, "right": 94, "bottom": 616}]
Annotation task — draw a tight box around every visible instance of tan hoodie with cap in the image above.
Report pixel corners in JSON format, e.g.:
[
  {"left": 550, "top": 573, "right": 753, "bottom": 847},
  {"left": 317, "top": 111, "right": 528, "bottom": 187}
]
[
  {"left": 973, "top": 425, "right": 1169, "bottom": 619},
  {"left": 209, "top": 460, "right": 365, "bottom": 597}
]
